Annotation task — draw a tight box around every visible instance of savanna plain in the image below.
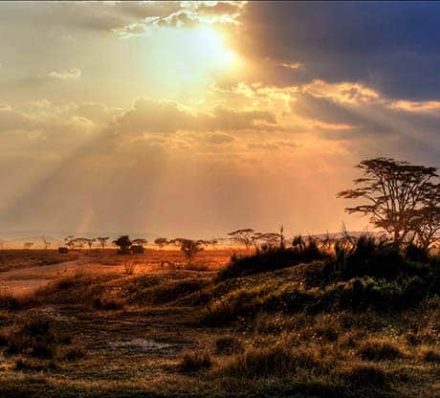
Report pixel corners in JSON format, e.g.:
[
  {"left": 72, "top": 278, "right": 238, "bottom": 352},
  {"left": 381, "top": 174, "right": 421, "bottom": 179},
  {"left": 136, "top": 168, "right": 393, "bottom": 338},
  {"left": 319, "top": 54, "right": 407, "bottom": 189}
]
[{"left": 0, "top": 240, "right": 438, "bottom": 398}]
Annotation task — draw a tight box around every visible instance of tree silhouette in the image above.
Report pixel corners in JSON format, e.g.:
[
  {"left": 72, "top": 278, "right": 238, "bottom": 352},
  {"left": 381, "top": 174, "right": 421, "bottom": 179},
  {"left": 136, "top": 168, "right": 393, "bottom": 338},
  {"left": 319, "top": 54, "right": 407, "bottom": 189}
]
[
  {"left": 84, "top": 238, "right": 96, "bottom": 250},
  {"left": 96, "top": 237, "right": 110, "bottom": 249},
  {"left": 178, "top": 239, "right": 204, "bottom": 263},
  {"left": 113, "top": 235, "right": 132, "bottom": 254},
  {"left": 338, "top": 157, "right": 439, "bottom": 246},
  {"left": 154, "top": 237, "right": 168, "bottom": 249},
  {"left": 409, "top": 183, "right": 440, "bottom": 248},
  {"left": 42, "top": 236, "right": 50, "bottom": 250},
  {"left": 227, "top": 228, "right": 255, "bottom": 249},
  {"left": 132, "top": 238, "right": 147, "bottom": 247}
]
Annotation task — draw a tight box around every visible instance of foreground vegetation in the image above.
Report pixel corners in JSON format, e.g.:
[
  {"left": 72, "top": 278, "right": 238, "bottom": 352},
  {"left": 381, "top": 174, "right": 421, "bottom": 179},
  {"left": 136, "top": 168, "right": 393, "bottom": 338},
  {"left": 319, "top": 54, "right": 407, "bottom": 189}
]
[{"left": 0, "top": 239, "right": 438, "bottom": 397}]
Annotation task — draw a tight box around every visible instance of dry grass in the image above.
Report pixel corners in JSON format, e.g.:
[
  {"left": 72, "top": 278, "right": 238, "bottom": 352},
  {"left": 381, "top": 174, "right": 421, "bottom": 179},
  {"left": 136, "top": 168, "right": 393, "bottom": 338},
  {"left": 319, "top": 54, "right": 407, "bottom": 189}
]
[
  {"left": 0, "top": 249, "right": 438, "bottom": 397},
  {"left": 356, "top": 338, "right": 406, "bottom": 361}
]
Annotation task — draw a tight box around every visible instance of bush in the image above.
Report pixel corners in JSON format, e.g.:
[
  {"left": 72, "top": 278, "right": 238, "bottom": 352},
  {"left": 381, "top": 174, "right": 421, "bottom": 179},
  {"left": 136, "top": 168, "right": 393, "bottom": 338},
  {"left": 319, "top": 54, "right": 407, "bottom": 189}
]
[
  {"left": 221, "top": 345, "right": 321, "bottom": 379},
  {"left": 335, "top": 235, "right": 404, "bottom": 279},
  {"left": 215, "top": 336, "right": 243, "bottom": 355},
  {"left": 405, "top": 243, "right": 429, "bottom": 263},
  {"left": 92, "top": 293, "right": 124, "bottom": 310},
  {"left": 344, "top": 364, "right": 387, "bottom": 386},
  {"left": 0, "top": 294, "right": 37, "bottom": 311},
  {"left": 219, "top": 244, "right": 327, "bottom": 280},
  {"left": 356, "top": 339, "right": 404, "bottom": 361},
  {"left": 3, "top": 315, "right": 57, "bottom": 358},
  {"left": 179, "top": 352, "right": 212, "bottom": 373},
  {"left": 422, "top": 349, "right": 440, "bottom": 363},
  {"left": 14, "top": 357, "right": 57, "bottom": 372}
]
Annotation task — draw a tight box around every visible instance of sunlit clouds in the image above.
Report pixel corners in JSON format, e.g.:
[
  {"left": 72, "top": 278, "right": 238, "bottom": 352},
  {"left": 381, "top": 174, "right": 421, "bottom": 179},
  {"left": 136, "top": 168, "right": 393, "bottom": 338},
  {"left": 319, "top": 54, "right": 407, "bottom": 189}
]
[{"left": 0, "top": 1, "right": 439, "bottom": 237}]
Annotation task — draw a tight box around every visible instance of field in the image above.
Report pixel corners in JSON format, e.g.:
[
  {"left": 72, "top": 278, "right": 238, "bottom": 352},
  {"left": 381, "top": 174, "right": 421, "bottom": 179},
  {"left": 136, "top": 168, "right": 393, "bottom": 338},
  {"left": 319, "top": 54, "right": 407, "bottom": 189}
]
[{"left": 0, "top": 247, "right": 439, "bottom": 397}]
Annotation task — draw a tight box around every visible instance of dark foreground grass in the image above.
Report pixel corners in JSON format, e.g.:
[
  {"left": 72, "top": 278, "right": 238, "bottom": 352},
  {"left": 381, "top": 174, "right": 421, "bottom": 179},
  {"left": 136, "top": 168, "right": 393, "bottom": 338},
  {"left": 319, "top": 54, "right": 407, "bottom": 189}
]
[{"left": 0, "top": 247, "right": 438, "bottom": 397}]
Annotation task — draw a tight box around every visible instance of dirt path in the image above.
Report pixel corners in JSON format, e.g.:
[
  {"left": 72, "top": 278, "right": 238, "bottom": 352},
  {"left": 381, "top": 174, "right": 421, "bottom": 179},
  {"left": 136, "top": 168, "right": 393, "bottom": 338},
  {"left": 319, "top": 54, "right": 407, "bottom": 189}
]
[
  {"left": 0, "top": 258, "right": 84, "bottom": 296},
  {"left": 0, "top": 255, "right": 130, "bottom": 296}
]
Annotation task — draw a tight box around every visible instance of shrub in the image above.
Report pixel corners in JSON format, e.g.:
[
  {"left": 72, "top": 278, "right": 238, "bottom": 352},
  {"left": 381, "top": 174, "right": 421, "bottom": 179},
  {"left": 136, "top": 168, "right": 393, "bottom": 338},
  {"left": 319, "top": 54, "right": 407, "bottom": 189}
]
[
  {"left": 221, "top": 345, "right": 320, "bottom": 379},
  {"left": 3, "top": 315, "right": 57, "bottom": 358},
  {"left": 335, "top": 235, "right": 404, "bottom": 280},
  {"left": 356, "top": 339, "right": 404, "bottom": 361},
  {"left": 344, "top": 364, "right": 387, "bottom": 386},
  {"left": 179, "top": 352, "right": 212, "bottom": 373},
  {"left": 123, "top": 259, "right": 136, "bottom": 275},
  {"left": 92, "top": 293, "right": 124, "bottom": 310},
  {"left": 0, "top": 294, "right": 37, "bottom": 311},
  {"left": 405, "top": 243, "right": 429, "bottom": 263},
  {"left": 421, "top": 349, "right": 440, "bottom": 363},
  {"left": 62, "top": 344, "right": 86, "bottom": 361},
  {"left": 215, "top": 336, "right": 243, "bottom": 356},
  {"left": 14, "top": 358, "right": 57, "bottom": 372},
  {"left": 219, "top": 244, "right": 327, "bottom": 280}
]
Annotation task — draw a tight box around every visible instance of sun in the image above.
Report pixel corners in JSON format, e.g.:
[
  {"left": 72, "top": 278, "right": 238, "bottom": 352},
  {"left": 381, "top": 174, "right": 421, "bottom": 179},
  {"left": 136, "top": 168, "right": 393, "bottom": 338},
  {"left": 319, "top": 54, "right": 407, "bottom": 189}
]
[{"left": 144, "top": 24, "right": 242, "bottom": 98}]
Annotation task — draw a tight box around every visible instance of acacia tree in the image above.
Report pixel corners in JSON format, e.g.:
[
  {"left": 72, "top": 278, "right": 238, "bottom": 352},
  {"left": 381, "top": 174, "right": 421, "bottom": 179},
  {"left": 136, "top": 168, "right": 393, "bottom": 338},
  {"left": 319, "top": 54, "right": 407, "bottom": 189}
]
[
  {"left": 97, "top": 237, "right": 110, "bottom": 249},
  {"left": 154, "top": 237, "right": 168, "bottom": 249},
  {"left": 409, "top": 183, "right": 440, "bottom": 248},
  {"left": 84, "top": 238, "right": 96, "bottom": 250},
  {"left": 132, "top": 238, "right": 147, "bottom": 247},
  {"left": 338, "top": 157, "right": 439, "bottom": 246},
  {"left": 179, "top": 239, "right": 204, "bottom": 263},
  {"left": 227, "top": 228, "right": 255, "bottom": 249},
  {"left": 113, "top": 235, "right": 132, "bottom": 254}
]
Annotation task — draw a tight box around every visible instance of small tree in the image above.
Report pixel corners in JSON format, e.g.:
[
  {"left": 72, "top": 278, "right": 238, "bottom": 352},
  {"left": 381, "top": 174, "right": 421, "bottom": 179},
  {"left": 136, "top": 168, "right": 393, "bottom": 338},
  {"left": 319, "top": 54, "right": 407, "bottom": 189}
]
[
  {"left": 84, "top": 238, "right": 96, "bottom": 250},
  {"left": 42, "top": 236, "right": 50, "bottom": 250},
  {"left": 154, "top": 237, "right": 168, "bottom": 249},
  {"left": 132, "top": 238, "right": 147, "bottom": 247},
  {"left": 97, "top": 237, "right": 110, "bottom": 249},
  {"left": 24, "top": 242, "right": 34, "bottom": 250},
  {"left": 252, "top": 232, "right": 281, "bottom": 250},
  {"left": 178, "top": 239, "right": 204, "bottom": 263},
  {"left": 227, "top": 228, "right": 255, "bottom": 249},
  {"left": 113, "top": 235, "right": 132, "bottom": 254},
  {"left": 64, "top": 235, "right": 74, "bottom": 250},
  {"left": 338, "top": 157, "right": 439, "bottom": 246}
]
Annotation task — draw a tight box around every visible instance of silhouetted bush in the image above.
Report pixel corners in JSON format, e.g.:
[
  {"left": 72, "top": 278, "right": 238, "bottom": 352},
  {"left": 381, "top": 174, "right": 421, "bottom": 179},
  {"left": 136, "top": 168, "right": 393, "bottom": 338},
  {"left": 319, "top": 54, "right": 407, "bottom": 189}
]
[
  {"left": 344, "top": 364, "right": 387, "bottom": 386},
  {"left": 2, "top": 315, "right": 58, "bottom": 358},
  {"left": 405, "top": 243, "right": 430, "bottom": 263},
  {"left": 219, "top": 243, "right": 328, "bottom": 280},
  {"left": 335, "top": 235, "right": 404, "bottom": 279},
  {"left": 422, "top": 349, "right": 440, "bottom": 363},
  {"left": 215, "top": 336, "right": 243, "bottom": 355},
  {"left": 356, "top": 338, "right": 404, "bottom": 361},
  {"left": 220, "top": 345, "right": 322, "bottom": 379},
  {"left": 178, "top": 352, "right": 212, "bottom": 373}
]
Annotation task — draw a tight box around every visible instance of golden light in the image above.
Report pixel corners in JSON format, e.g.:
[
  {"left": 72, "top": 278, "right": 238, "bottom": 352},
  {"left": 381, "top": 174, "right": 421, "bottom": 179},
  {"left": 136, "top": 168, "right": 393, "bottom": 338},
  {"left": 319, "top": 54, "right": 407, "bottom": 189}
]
[{"left": 144, "top": 25, "right": 242, "bottom": 98}]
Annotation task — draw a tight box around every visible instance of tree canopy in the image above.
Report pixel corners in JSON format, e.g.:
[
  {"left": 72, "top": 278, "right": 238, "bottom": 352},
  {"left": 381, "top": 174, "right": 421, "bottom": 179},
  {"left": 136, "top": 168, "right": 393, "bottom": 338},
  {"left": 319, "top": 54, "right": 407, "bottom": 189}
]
[{"left": 338, "top": 157, "right": 439, "bottom": 248}]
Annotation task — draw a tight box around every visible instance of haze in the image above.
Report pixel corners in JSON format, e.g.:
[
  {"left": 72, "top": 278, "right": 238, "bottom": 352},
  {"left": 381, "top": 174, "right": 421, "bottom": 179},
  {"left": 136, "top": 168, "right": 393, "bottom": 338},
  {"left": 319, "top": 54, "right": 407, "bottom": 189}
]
[{"left": 1, "top": 1, "right": 440, "bottom": 239}]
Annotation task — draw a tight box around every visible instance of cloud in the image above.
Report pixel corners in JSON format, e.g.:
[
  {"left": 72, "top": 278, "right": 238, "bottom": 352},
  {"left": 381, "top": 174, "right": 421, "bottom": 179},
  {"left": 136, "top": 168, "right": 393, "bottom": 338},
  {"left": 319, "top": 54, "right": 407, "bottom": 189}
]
[
  {"left": 49, "top": 68, "right": 82, "bottom": 80},
  {"left": 279, "top": 62, "right": 302, "bottom": 70},
  {"left": 114, "top": 1, "right": 247, "bottom": 38},
  {"left": 0, "top": 106, "right": 34, "bottom": 132},
  {"left": 200, "top": 132, "right": 235, "bottom": 144},
  {"left": 241, "top": 2, "right": 440, "bottom": 101},
  {"left": 112, "top": 97, "right": 276, "bottom": 135},
  {"left": 302, "top": 80, "right": 380, "bottom": 105},
  {"left": 388, "top": 100, "right": 440, "bottom": 113}
]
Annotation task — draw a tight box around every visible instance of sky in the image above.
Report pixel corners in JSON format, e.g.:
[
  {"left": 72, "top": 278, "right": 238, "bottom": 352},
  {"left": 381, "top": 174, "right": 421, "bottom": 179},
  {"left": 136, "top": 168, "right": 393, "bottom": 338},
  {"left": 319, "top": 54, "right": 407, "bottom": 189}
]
[{"left": 0, "top": 1, "right": 439, "bottom": 240}]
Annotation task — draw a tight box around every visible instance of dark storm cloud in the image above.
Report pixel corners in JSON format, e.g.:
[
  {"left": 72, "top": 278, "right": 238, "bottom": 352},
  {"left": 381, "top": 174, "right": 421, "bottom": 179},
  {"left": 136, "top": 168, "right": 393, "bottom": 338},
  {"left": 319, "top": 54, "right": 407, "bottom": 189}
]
[{"left": 242, "top": 2, "right": 440, "bottom": 100}]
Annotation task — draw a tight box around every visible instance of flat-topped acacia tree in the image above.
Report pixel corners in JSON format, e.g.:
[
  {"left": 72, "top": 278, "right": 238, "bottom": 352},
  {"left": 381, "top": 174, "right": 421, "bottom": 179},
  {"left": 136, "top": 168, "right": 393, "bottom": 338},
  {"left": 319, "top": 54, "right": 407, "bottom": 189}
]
[{"left": 338, "top": 157, "right": 439, "bottom": 247}]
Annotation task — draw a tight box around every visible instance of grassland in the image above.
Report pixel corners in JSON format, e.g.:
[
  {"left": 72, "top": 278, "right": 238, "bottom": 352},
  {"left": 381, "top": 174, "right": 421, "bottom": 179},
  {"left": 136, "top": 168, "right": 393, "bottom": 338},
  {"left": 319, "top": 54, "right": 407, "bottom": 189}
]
[{"left": 0, "top": 247, "right": 438, "bottom": 397}]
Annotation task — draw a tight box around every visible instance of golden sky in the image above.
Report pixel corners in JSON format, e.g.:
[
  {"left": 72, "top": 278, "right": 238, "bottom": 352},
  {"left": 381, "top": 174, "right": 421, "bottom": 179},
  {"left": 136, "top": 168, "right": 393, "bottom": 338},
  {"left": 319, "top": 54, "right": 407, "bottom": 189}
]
[{"left": 0, "top": 1, "right": 439, "bottom": 238}]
